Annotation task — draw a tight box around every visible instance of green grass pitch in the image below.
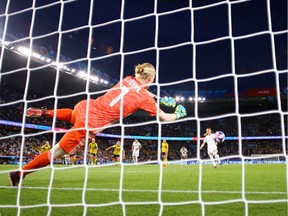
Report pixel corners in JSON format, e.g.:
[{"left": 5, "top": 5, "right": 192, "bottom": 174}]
[{"left": 0, "top": 163, "right": 287, "bottom": 216}]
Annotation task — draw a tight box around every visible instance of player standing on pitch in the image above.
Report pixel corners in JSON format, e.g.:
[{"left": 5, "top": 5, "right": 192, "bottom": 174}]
[
  {"left": 180, "top": 146, "right": 188, "bottom": 165},
  {"left": 88, "top": 138, "right": 98, "bottom": 165},
  {"left": 131, "top": 139, "right": 142, "bottom": 164},
  {"left": 161, "top": 140, "right": 169, "bottom": 166},
  {"left": 9, "top": 63, "right": 187, "bottom": 186},
  {"left": 40, "top": 141, "right": 51, "bottom": 153},
  {"left": 63, "top": 154, "right": 71, "bottom": 166},
  {"left": 70, "top": 154, "right": 77, "bottom": 166},
  {"left": 200, "top": 128, "right": 222, "bottom": 168}
]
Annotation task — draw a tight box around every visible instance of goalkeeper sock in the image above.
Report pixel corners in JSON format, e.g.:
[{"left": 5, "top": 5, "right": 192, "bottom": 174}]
[
  {"left": 163, "top": 158, "right": 168, "bottom": 166},
  {"left": 21, "top": 151, "right": 51, "bottom": 177},
  {"left": 45, "top": 109, "right": 73, "bottom": 123}
]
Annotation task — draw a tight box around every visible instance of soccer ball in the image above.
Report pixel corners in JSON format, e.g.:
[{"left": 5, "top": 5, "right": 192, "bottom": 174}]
[{"left": 215, "top": 131, "right": 225, "bottom": 143}]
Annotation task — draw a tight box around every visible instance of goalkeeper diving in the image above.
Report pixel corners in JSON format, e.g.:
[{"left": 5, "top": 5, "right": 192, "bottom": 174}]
[{"left": 9, "top": 62, "right": 187, "bottom": 186}]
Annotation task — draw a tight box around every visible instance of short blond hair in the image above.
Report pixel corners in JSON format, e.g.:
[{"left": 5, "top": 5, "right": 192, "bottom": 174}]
[
  {"left": 135, "top": 63, "right": 155, "bottom": 79},
  {"left": 204, "top": 128, "right": 212, "bottom": 136}
]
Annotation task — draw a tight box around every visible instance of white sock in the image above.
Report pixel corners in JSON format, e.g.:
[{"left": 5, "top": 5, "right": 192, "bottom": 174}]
[
  {"left": 210, "top": 155, "right": 216, "bottom": 166},
  {"left": 214, "top": 154, "right": 221, "bottom": 164}
]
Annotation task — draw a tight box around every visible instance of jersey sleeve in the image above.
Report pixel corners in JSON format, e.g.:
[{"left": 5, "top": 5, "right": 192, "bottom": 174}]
[{"left": 139, "top": 96, "right": 158, "bottom": 116}]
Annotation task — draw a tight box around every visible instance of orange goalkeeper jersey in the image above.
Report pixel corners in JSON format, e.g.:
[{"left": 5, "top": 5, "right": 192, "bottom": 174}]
[{"left": 75, "top": 76, "right": 157, "bottom": 133}]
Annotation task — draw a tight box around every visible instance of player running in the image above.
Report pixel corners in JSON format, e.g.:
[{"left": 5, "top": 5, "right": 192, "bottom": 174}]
[
  {"left": 9, "top": 63, "right": 187, "bottom": 186},
  {"left": 200, "top": 128, "right": 222, "bottom": 168},
  {"left": 88, "top": 138, "right": 98, "bottom": 165},
  {"left": 131, "top": 139, "right": 142, "bottom": 164},
  {"left": 105, "top": 141, "right": 124, "bottom": 163}
]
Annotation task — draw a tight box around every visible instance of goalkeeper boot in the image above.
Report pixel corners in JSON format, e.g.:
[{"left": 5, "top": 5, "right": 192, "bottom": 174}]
[
  {"left": 26, "top": 107, "right": 45, "bottom": 118},
  {"left": 9, "top": 171, "right": 22, "bottom": 187}
]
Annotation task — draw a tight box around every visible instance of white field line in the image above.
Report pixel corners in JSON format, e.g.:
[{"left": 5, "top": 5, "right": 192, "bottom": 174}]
[{"left": 0, "top": 185, "right": 286, "bottom": 195}]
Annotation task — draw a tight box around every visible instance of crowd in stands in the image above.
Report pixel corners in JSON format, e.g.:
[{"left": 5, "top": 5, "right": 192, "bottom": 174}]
[{"left": 0, "top": 87, "right": 287, "bottom": 164}]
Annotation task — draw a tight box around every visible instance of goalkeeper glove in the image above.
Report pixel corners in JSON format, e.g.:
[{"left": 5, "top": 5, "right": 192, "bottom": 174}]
[
  {"left": 160, "top": 97, "right": 176, "bottom": 108},
  {"left": 174, "top": 105, "right": 187, "bottom": 119}
]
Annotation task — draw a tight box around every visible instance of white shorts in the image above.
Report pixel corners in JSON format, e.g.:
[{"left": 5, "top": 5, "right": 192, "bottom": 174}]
[
  {"left": 208, "top": 144, "right": 218, "bottom": 155},
  {"left": 132, "top": 150, "right": 139, "bottom": 157}
]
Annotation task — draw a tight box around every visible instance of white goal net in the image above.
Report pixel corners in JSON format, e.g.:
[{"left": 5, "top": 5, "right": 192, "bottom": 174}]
[{"left": 0, "top": 0, "right": 287, "bottom": 215}]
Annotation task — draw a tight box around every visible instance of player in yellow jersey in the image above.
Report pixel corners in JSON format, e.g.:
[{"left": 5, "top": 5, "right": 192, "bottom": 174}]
[
  {"left": 106, "top": 140, "right": 125, "bottom": 163},
  {"left": 161, "top": 140, "right": 169, "bottom": 166},
  {"left": 70, "top": 154, "right": 77, "bottom": 165},
  {"left": 40, "top": 141, "right": 51, "bottom": 153},
  {"left": 88, "top": 138, "right": 98, "bottom": 165}
]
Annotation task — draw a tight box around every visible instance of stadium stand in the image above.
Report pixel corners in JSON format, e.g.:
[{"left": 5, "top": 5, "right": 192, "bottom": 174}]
[{"left": 0, "top": 87, "right": 286, "bottom": 164}]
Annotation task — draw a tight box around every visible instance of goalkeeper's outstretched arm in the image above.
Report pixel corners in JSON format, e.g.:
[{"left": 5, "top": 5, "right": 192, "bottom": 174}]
[
  {"left": 159, "top": 104, "right": 187, "bottom": 121},
  {"left": 145, "top": 89, "right": 186, "bottom": 121},
  {"left": 145, "top": 90, "right": 176, "bottom": 108}
]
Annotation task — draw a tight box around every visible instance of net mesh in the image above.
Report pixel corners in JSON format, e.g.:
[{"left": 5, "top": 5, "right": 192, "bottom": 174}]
[{"left": 0, "top": 0, "right": 287, "bottom": 215}]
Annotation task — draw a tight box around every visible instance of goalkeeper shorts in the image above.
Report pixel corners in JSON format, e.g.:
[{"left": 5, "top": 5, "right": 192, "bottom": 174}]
[{"left": 59, "top": 113, "right": 87, "bottom": 155}]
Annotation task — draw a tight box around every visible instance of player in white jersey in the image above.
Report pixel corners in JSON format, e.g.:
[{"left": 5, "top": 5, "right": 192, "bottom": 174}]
[
  {"left": 200, "top": 128, "right": 222, "bottom": 168},
  {"left": 131, "top": 139, "right": 142, "bottom": 164},
  {"left": 180, "top": 146, "right": 188, "bottom": 165},
  {"left": 63, "top": 154, "right": 71, "bottom": 166}
]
